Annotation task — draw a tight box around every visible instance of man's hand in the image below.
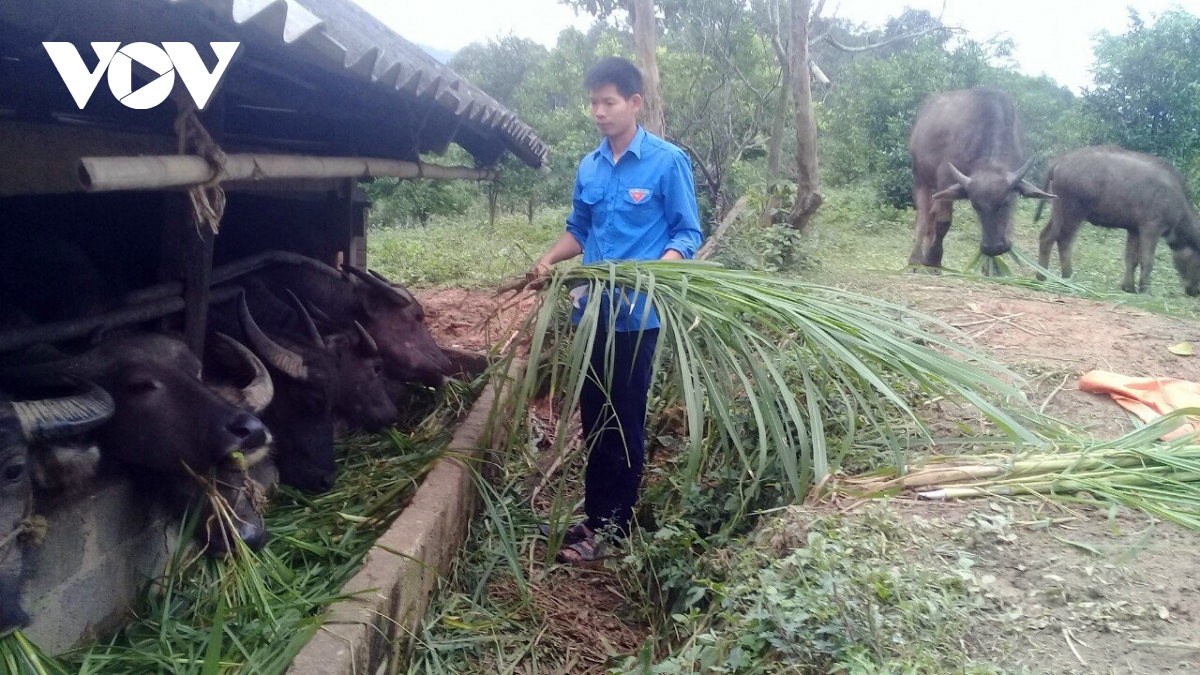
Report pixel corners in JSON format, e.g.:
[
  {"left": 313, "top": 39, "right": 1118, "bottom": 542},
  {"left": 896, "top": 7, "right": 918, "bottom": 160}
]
[
  {"left": 525, "top": 260, "right": 553, "bottom": 290},
  {"left": 661, "top": 249, "right": 684, "bottom": 261}
]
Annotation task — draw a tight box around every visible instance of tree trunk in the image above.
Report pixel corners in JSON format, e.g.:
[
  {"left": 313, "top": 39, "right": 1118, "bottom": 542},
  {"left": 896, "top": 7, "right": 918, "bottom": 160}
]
[
  {"left": 789, "top": 0, "right": 822, "bottom": 233},
  {"left": 632, "top": 0, "right": 666, "bottom": 136},
  {"left": 527, "top": 197, "right": 535, "bottom": 223},
  {"left": 761, "top": 82, "right": 789, "bottom": 226},
  {"left": 762, "top": 0, "right": 790, "bottom": 226},
  {"left": 487, "top": 183, "right": 499, "bottom": 229}
]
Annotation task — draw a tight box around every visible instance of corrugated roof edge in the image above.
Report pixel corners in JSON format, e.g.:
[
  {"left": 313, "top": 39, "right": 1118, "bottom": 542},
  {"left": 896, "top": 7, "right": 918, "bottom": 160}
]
[{"left": 167, "top": 0, "right": 550, "bottom": 169}]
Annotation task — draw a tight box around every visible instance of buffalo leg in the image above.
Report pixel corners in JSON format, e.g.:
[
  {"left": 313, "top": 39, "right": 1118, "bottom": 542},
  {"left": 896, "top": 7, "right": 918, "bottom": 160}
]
[
  {"left": 1056, "top": 214, "right": 1086, "bottom": 280},
  {"left": 924, "top": 200, "right": 953, "bottom": 269},
  {"left": 1137, "top": 227, "right": 1159, "bottom": 293},
  {"left": 1121, "top": 231, "right": 1140, "bottom": 293},
  {"left": 908, "top": 186, "right": 933, "bottom": 270},
  {"left": 1036, "top": 200, "right": 1063, "bottom": 280}
]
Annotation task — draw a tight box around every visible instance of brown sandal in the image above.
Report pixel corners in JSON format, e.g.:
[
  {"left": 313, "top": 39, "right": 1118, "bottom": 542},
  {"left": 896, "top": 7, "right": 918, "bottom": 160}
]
[{"left": 556, "top": 536, "right": 605, "bottom": 564}]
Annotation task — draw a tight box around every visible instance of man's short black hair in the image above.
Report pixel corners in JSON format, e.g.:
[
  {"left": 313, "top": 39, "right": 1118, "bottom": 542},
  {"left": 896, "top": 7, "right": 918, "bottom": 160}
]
[{"left": 584, "top": 57, "right": 643, "bottom": 99}]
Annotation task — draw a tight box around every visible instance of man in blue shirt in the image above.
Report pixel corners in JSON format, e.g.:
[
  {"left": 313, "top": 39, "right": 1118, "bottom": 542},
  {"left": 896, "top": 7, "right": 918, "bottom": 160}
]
[{"left": 527, "top": 56, "right": 703, "bottom": 564}]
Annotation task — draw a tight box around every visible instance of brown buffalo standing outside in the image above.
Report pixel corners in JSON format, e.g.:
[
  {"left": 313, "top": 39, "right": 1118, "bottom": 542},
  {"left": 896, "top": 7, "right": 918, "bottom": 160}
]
[{"left": 908, "top": 87, "right": 1055, "bottom": 270}]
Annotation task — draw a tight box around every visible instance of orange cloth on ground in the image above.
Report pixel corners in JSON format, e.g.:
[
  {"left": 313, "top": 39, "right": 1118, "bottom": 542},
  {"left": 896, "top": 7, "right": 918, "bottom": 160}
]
[{"left": 1078, "top": 370, "right": 1200, "bottom": 440}]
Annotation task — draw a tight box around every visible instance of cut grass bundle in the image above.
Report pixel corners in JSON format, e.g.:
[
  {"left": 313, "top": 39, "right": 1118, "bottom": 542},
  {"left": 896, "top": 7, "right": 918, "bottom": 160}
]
[
  {"left": 0, "top": 631, "right": 67, "bottom": 675},
  {"left": 492, "top": 260, "right": 1056, "bottom": 529},
  {"left": 832, "top": 410, "right": 1200, "bottom": 530}
]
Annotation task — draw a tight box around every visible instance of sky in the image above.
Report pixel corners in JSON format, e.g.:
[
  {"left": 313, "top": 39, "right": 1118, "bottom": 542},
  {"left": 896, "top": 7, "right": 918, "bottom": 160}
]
[{"left": 350, "top": 0, "right": 1200, "bottom": 92}]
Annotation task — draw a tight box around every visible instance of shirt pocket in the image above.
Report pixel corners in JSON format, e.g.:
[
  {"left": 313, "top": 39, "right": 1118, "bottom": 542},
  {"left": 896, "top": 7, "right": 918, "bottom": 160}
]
[
  {"left": 578, "top": 185, "right": 606, "bottom": 229},
  {"left": 618, "top": 187, "right": 657, "bottom": 226},
  {"left": 580, "top": 186, "right": 605, "bottom": 205}
]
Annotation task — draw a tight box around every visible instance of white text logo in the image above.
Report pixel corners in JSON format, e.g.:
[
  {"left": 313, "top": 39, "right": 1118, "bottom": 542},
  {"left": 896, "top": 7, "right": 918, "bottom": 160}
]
[{"left": 43, "top": 42, "right": 240, "bottom": 110}]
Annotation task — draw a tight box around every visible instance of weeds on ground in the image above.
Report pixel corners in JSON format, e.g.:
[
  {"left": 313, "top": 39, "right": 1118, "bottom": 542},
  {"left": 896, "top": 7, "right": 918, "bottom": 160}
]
[
  {"left": 616, "top": 506, "right": 1006, "bottom": 675},
  {"left": 367, "top": 209, "right": 566, "bottom": 289}
]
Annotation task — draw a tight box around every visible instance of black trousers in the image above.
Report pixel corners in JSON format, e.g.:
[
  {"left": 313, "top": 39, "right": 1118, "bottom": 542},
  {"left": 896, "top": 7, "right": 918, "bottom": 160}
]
[{"left": 580, "top": 325, "right": 659, "bottom": 536}]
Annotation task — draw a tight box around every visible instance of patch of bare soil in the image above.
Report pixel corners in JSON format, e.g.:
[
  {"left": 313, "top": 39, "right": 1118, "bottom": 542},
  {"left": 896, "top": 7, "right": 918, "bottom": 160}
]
[
  {"left": 415, "top": 287, "right": 539, "bottom": 353},
  {"left": 892, "top": 500, "right": 1200, "bottom": 674},
  {"left": 845, "top": 272, "right": 1200, "bottom": 439}
]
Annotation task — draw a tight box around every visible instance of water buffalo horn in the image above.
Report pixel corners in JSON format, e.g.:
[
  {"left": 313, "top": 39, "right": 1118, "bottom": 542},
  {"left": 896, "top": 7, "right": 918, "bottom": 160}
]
[
  {"left": 302, "top": 300, "right": 334, "bottom": 325},
  {"left": 237, "top": 292, "right": 310, "bottom": 382},
  {"left": 212, "top": 333, "right": 274, "bottom": 414},
  {"left": 343, "top": 265, "right": 414, "bottom": 307},
  {"left": 1007, "top": 157, "right": 1036, "bottom": 187},
  {"left": 285, "top": 290, "right": 325, "bottom": 349},
  {"left": 945, "top": 162, "right": 972, "bottom": 189},
  {"left": 368, "top": 269, "right": 418, "bottom": 305},
  {"left": 353, "top": 321, "right": 379, "bottom": 356},
  {"left": 11, "top": 376, "right": 115, "bottom": 441}
]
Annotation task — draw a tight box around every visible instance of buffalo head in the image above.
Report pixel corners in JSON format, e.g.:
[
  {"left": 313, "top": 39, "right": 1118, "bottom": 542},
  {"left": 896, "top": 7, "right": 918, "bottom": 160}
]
[
  {"left": 2, "top": 335, "right": 272, "bottom": 557},
  {"left": 0, "top": 379, "right": 113, "bottom": 634},
  {"left": 60, "top": 335, "right": 269, "bottom": 475},
  {"left": 196, "top": 333, "right": 278, "bottom": 555},
  {"left": 343, "top": 266, "right": 453, "bottom": 389},
  {"left": 324, "top": 320, "right": 397, "bottom": 431},
  {"left": 933, "top": 159, "right": 1055, "bottom": 257},
  {"left": 1172, "top": 245, "right": 1200, "bottom": 297},
  {"left": 236, "top": 293, "right": 339, "bottom": 493}
]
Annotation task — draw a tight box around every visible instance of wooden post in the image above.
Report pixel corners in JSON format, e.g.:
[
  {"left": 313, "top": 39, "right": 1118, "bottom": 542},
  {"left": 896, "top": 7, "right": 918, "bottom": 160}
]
[
  {"left": 160, "top": 193, "right": 214, "bottom": 355},
  {"left": 349, "top": 182, "right": 370, "bottom": 268}
]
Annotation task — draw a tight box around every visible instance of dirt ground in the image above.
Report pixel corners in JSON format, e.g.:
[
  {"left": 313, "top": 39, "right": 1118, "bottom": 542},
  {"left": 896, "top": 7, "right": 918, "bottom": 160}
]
[
  {"left": 414, "top": 275, "right": 1200, "bottom": 673},
  {"left": 859, "top": 273, "right": 1200, "bottom": 441},
  {"left": 416, "top": 287, "right": 539, "bottom": 353},
  {"left": 824, "top": 272, "right": 1200, "bottom": 674}
]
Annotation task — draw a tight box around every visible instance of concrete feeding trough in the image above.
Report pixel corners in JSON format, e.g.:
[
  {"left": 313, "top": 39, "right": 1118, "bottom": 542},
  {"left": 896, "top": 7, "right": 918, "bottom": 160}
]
[{"left": 287, "top": 355, "right": 520, "bottom": 675}]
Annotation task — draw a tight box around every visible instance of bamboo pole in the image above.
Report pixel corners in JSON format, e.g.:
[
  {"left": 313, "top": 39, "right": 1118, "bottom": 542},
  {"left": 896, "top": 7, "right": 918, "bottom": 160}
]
[{"left": 77, "top": 154, "right": 499, "bottom": 192}]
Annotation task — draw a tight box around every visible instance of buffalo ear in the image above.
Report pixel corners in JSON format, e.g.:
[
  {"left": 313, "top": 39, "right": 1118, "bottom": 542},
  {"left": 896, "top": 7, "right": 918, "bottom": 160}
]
[
  {"left": 1015, "top": 180, "right": 1056, "bottom": 200},
  {"left": 931, "top": 183, "right": 969, "bottom": 201}
]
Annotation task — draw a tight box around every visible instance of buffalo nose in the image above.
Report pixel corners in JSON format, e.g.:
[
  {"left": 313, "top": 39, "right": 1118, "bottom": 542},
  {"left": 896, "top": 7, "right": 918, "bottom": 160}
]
[
  {"left": 227, "top": 413, "right": 268, "bottom": 449},
  {"left": 981, "top": 242, "right": 1011, "bottom": 257},
  {"left": 318, "top": 471, "right": 337, "bottom": 492},
  {"left": 237, "top": 522, "right": 269, "bottom": 552}
]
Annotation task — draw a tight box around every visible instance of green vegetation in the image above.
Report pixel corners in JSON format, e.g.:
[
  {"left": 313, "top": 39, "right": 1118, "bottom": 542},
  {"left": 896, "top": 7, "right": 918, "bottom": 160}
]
[
  {"left": 367, "top": 209, "right": 566, "bottom": 289},
  {"left": 640, "top": 507, "right": 999, "bottom": 675}
]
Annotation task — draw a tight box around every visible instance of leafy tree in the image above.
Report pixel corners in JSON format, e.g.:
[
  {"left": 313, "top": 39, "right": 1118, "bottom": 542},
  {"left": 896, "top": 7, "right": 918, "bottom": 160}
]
[
  {"left": 450, "top": 36, "right": 549, "bottom": 107},
  {"left": 1086, "top": 9, "right": 1200, "bottom": 188},
  {"left": 365, "top": 174, "right": 478, "bottom": 227}
]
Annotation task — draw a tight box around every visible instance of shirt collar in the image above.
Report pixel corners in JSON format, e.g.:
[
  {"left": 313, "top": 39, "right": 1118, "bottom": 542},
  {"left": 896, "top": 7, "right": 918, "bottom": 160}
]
[{"left": 596, "top": 125, "right": 646, "bottom": 164}]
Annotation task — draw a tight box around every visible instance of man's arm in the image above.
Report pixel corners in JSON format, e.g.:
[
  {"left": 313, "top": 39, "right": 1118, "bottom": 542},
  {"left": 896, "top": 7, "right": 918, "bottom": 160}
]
[
  {"left": 527, "top": 174, "right": 590, "bottom": 287},
  {"left": 530, "top": 232, "right": 583, "bottom": 278},
  {"left": 661, "top": 152, "right": 704, "bottom": 259}
]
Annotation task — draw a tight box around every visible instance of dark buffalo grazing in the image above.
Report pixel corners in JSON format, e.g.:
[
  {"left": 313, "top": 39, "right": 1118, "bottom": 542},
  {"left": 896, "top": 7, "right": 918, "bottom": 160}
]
[
  {"left": 234, "top": 277, "right": 397, "bottom": 431},
  {"left": 252, "top": 261, "right": 453, "bottom": 389},
  {"left": 907, "top": 87, "right": 1055, "bottom": 268},
  {"left": 0, "top": 379, "right": 114, "bottom": 634},
  {"left": 1034, "top": 145, "right": 1200, "bottom": 296},
  {"left": 209, "top": 293, "right": 340, "bottom": 493},
  {"left": 0, "top": 334, "right": 274, "bottom": 554}
]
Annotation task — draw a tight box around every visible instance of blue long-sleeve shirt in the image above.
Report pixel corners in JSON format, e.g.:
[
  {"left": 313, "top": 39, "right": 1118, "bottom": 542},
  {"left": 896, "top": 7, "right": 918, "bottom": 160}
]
[{"left": 565, "top": 126, "right": 704, "bottom": 331}]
